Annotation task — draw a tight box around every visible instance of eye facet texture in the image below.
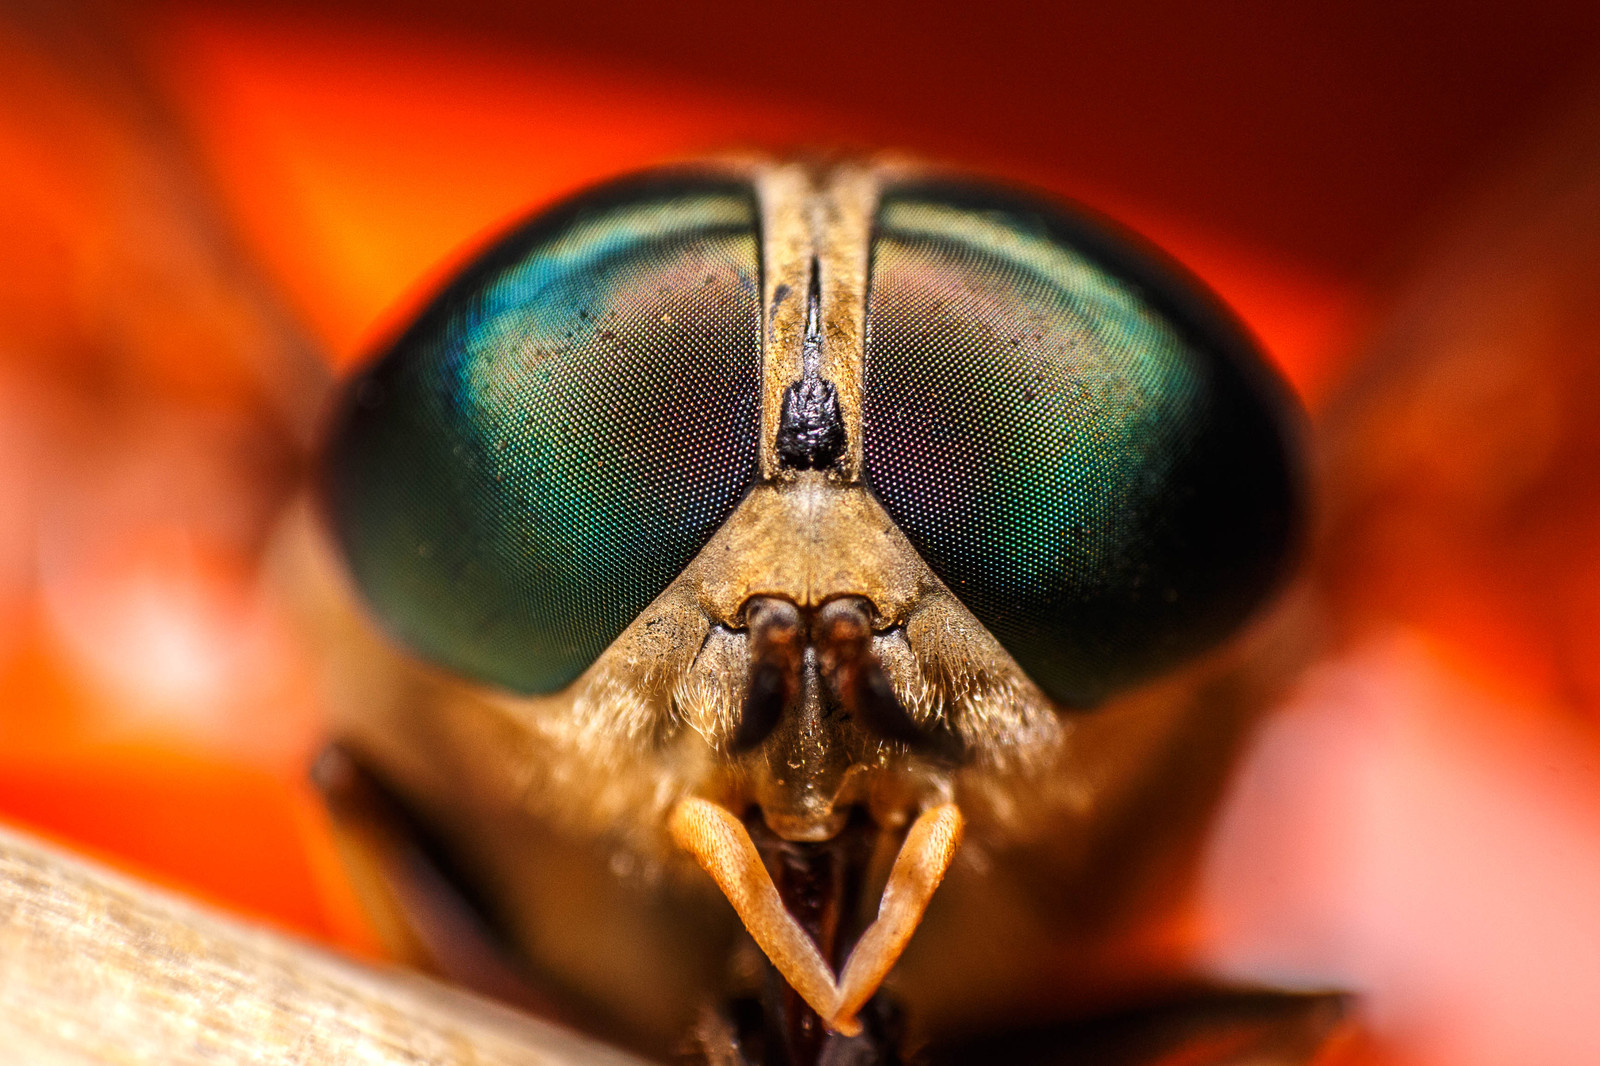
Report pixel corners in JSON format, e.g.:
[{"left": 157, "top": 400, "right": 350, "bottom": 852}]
[
  {"left": 863, "top": 181, "right": 1302, "bottom": 707},
  {"left": 323, "top": 174, "right": 762, "bottom": 694}
]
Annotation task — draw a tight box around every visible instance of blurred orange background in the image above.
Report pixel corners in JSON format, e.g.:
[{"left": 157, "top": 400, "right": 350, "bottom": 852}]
[{"left": 4, "top": 2, "right": 1600, "bottom": 1063}]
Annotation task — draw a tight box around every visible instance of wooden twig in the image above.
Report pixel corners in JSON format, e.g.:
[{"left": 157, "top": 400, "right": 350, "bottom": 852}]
[{"left": 0, "top": 824, "right": 650, "bottom": 1065}]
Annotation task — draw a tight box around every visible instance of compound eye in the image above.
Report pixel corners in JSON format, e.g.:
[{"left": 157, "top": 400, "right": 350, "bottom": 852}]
[
  {"left": 323, "top": 173, "right": 762, "bottom": 694},
  {"left": 862, "top": 181, "right": 1304, "bottom": 707}
]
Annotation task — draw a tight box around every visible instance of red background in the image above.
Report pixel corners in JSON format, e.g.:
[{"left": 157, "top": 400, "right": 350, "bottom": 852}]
[{"left": 4, "top": 3, "right": 1600, "bottom": 1061}]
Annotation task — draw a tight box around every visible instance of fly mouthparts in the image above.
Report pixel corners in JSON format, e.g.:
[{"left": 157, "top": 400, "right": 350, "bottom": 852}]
[{"left": 669, "top": 797, "right": 965, "bottom": 1038}]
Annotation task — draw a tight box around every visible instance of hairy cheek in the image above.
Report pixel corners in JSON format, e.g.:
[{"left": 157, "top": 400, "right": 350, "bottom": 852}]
[{"left": 1198, "top": 632, "right": 1600, "bottom": 1066}]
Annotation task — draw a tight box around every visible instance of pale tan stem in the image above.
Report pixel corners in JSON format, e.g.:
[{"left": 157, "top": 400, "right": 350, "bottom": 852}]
[
  {"left": 830, "top": 803, "right": 965, "bottom": 1033},
  {"left": 0, "top": 823, "right": 647, "bottom": 1066},
  {"left": 668, "top": 798, "right": 841, "bottom": 1024}
]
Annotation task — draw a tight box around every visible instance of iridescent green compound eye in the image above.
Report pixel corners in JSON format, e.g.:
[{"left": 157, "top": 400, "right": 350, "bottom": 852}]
[
  {"left": 862, "top": 180, "right": 1303, "bottom": 707},
  {"left": 323, "top": 173, "right": 762, "bottom": 694}
]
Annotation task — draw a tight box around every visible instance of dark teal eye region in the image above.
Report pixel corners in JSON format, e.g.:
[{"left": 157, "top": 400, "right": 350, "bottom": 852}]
[
  {"left": 863, "top": 181, "right": 1303, "bottom": 707},
  {"left": 323, "top": 173, "right": 762, "bottom": 694}
]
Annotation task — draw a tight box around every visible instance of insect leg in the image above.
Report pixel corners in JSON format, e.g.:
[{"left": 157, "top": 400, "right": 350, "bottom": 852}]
[
  {"left": 312, "top": 743, "right": 559, "bottom": 1017},
  {"left": 922, "top": 988, "right": 1350, "bottom": 1065}
]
